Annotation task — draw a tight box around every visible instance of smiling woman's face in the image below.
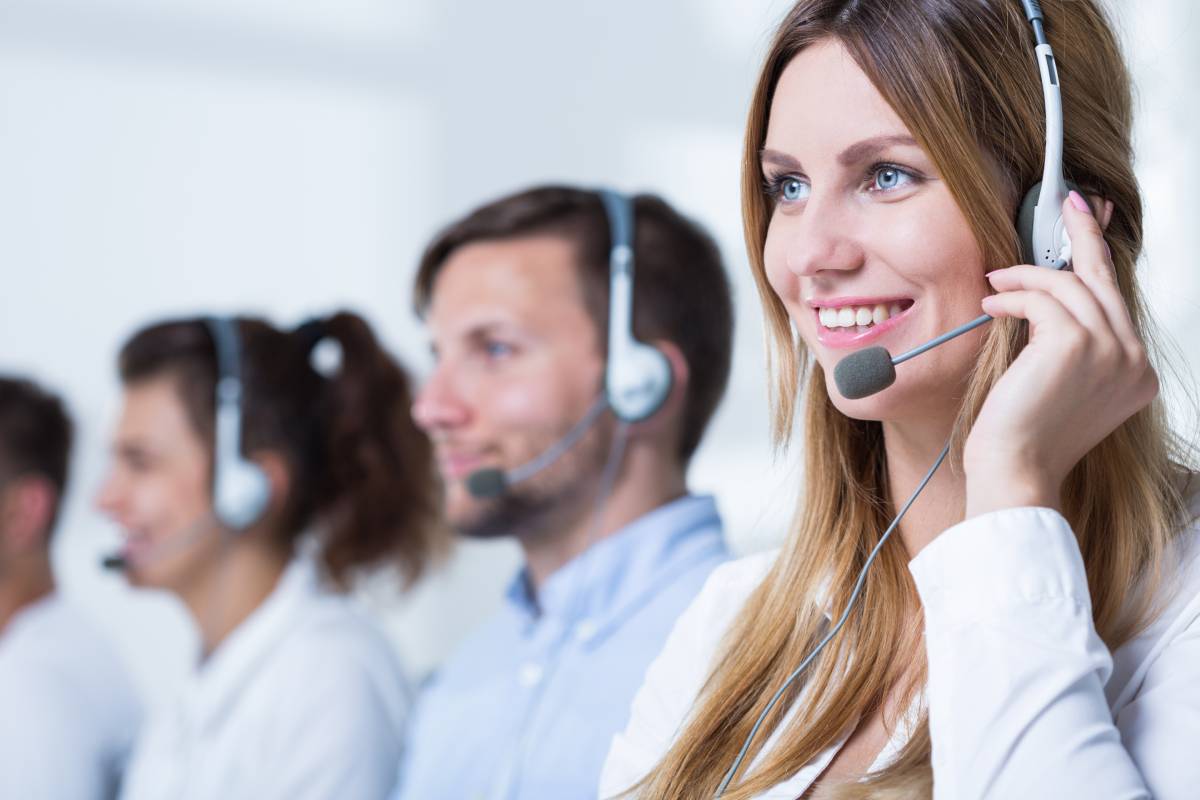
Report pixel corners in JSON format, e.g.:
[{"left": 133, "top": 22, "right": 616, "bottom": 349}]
[{"left": 762, "top": 38, "right": 991, "bottom": 423}]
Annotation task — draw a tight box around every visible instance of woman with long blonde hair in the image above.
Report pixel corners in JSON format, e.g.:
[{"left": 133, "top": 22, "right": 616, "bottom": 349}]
[{"left": 599, "top": 1, "right": 1198, "bottom": 798}]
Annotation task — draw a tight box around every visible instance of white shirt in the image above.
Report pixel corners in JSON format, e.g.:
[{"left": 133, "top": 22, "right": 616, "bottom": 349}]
[
  {"left": 120, "top": 558, "right": 411, "bottom": 800},
  {"left": 0, "top": 592, "right": 142, "bottom": 800},
  {"left": 601, "top": 495, "right": 1200, "bottom": 799}
]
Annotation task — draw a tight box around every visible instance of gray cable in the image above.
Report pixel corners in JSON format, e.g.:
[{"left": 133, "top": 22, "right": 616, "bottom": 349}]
[{"left": 714, "top": 437, "right": 951, "bottom": 797}]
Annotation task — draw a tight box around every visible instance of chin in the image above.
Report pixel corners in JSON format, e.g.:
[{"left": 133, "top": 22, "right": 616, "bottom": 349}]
[{"left": 819, "top": 364, "right": 947, "bottom": 423}]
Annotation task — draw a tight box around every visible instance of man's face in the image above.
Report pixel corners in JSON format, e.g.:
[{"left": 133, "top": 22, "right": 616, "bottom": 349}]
[{"left": 411, "top": 234, "right": 612, "bottom": 538}]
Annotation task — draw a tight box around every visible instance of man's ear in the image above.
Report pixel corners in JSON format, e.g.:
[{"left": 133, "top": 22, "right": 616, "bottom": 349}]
[
  {"left": 0, "top": 477, "right": 56, "bottom": 552},
  {"left": 252, "top": 451, "right": 291, "bottom": 519}
]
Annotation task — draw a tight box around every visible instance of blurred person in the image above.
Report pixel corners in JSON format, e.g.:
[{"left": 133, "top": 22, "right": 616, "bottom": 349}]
[
  {"left": 394, "top": 186, "right": 735, "bottom": 799},
  {"left": 96, "top": 312, "right": 445, "bottom": 800},
  {"left": 0, "top": 375, "right": 141, "bottom": 799}
]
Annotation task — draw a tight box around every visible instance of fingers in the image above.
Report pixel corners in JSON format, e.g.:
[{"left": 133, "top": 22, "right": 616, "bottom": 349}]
[
  {"left": 1062, "top": 191, "right": 1114, "bottom": 286},
  {"left": 980, "top": 288, "right": 1080, "bottom": 341},
  {"left": 986, "top": 266, "right": 1110, "bottom": 335},
  {"left": 1060, "top": 192, "right": 1140, "bottom": 340}
]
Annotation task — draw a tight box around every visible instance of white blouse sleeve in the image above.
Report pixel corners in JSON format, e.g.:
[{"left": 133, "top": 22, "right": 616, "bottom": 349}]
[
  {"left": 598, "top": 552, "right": 777, "bottom": 799},
  {"left": 909, "top": 506, "right": 1200, "bottom": 800}
]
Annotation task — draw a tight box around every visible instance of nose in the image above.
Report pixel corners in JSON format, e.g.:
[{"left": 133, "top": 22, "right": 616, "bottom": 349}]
[
  {"left": 782, "top": 192, "right": 865, "bottom": 279},
  {"left": 410, "top": 362, "right": 471, "bottom": 434}
]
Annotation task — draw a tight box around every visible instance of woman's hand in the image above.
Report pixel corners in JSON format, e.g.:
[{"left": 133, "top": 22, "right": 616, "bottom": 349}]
[{"left": 963, "top": 191, "right": 1158, "bottom": 518}]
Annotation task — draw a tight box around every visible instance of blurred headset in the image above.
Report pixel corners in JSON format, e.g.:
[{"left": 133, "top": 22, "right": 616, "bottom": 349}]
[
  {"left": 204, "top": 316, "right": 272, "bottom": 530},
  {"left": 599, "top": 190, "right": 673, "bottom": 422}
]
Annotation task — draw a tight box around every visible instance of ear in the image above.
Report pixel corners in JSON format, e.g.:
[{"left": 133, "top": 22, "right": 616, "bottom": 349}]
[
  {"left": 0, "top": 477, "right": 56, "bottom": 552},
  {"left": 1087, "top": 194, "right": 1115, "bottom": 231},
  {"left": 629, "top": 340, "right": 690, "bottom": 440}
]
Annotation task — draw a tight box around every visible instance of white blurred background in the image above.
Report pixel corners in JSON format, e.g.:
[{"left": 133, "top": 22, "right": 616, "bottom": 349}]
[{"left": 0, "top": 0, "right": 1195, "bottom": 710}]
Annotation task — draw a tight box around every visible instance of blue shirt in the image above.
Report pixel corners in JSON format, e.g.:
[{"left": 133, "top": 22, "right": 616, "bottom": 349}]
[{"left": 394, "top": 494, "right": 729, "bottom": 800}]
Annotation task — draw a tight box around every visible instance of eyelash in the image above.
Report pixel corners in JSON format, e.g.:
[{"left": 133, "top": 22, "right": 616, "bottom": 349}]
[{"left": 761, "top": 162, "right": 922, "bottom": 203}]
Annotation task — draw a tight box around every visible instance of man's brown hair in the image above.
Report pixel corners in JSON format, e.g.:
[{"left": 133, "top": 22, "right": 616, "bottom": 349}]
[
  {"left": 414, "top": 185, "right": 734, "bottom": 464},
  {"left": 0, "top": 376, "right": 73, "bottom": 535}
]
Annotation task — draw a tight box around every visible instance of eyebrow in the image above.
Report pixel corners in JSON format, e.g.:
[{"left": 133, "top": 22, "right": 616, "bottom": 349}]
[{"left": 761, "top": 135, "right": 920, "bottom": 172}]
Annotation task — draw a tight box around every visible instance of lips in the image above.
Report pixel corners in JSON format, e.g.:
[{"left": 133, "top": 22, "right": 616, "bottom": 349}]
[
  {"left": 436, "top": 450, "right": 490, "bottom": 480},
  {"left": 809, "top": 297, "right": 915, "bottom": 348}
]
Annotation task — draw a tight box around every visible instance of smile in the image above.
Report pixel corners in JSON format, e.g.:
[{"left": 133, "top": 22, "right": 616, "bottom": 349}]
[{"left": 810, "top": 297, "right": 914, "bottom": 348}]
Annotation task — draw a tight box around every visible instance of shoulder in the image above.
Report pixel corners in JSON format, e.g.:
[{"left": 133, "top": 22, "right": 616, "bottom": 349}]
[
  {"left": 598, "top": 549, "right": 778, "bottom": 796},
  {"left": 263, "top": 592, "right": 411, "bottom": 730}
]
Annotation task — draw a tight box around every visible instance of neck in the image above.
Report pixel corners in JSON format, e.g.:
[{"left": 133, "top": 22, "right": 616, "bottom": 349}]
[
  {"left": 178, "top": 536, "right": 289, "bottom": 660},
  {"left": 0, "top": 553, "right": 55, "bottom": 635},
  {"left": 520, "top": 443, "right": 687, "bottom": 591},
  {"left": 881, "top": 412, "right": 965, "bottom": 559}
]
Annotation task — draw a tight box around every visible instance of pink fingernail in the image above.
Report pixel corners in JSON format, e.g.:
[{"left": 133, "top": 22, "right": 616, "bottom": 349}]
[{"left": 1069, "top": 190, "right": 1091, "bottom": 214}]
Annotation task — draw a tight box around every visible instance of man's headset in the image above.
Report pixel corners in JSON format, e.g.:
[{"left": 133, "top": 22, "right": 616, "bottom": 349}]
[
  {"left": 102, "top": 317, "right": 271, "bottom": 570},
  {"left": 464, "top": 190, "right": 673, "bottom": 499},
  {"left": 716, "top": 2, "right": 1077, "bottom": 793}
]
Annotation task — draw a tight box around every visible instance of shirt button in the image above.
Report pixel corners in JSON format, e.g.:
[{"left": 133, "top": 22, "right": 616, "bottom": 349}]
[{"left": 518, "top": 662, "right": 544, "bottom": 688}]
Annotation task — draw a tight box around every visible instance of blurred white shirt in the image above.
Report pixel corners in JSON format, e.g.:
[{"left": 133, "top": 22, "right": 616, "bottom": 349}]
[
  {"left": 120, "top": 558, "right": 411, "bottom": 800},
  {"left": 602, "top": 493, "right": 1200, "bottom": 799},
  {"left": 0, "top": 592, "right": 142, "bottom": 800}
]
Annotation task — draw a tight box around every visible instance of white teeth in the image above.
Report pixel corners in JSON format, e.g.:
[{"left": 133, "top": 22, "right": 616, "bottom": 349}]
[{"left": 818, "top": 301, "right": 908, "bottom": 330}]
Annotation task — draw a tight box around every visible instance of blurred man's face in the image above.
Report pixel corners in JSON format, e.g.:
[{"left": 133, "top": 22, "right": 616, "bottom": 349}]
[{"left": 411, "top": 235, "right": 612, "bottom": 538}]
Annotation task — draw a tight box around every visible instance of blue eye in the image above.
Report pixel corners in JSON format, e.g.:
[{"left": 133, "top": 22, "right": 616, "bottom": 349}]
[
  {"left": 484, "top": 341, "right": 514, "bottom": 359},
  {"left": 780, "top": 177, "right": 807, "bottom": 202},
  {"left": 871, "top": 165, "right": 915, "bottom": 192},
  {"left": 764, "top": 174, "right": 810, "bottom": 205}
]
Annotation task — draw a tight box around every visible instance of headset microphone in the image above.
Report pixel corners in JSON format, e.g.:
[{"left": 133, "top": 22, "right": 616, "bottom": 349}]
[
  {"left": 465, "top": 396, "right": 609, "bottom": 499},
  {"left": 101, "top": 553, "right": 128, "bottom": 571},
  {"left": 99, "top": 513, "right": 220, "bottom": 572}
]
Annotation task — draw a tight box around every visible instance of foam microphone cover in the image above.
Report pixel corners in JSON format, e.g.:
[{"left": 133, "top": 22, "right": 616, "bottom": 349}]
[
  {"left": 833, "top": 346, "right": 897, "bottom": 399},
  {"left": 101, "top": 553, "right": 128, "bottom": 571},
  {"left": 466, "top": 469, "right": 508, "bottom": 499}
]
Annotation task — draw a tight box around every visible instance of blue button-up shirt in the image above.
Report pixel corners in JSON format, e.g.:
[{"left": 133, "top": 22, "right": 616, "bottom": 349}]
[{"left": 394, "top": 494, "right": 729, "bottom": 800}]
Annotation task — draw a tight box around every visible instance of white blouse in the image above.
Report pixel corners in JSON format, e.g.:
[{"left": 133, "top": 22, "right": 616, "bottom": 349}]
[
  {"left": 600, "top": 496, "right": 1200, "bottom": 799},
  {"left": 120, "top": 558, "right": 411, "bottom": 800}
]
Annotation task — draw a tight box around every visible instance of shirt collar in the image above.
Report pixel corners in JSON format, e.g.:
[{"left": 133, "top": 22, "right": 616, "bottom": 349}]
[
  {"left": 504, "top": 494, "right": 725, "bottom": 630},
  {"left": 183, "top": 557, "right": 323, "bottom": 734}
]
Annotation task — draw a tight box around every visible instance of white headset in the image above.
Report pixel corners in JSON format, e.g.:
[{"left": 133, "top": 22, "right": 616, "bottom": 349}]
[
  {"left": 204, "top": 317, "right": 272, "bottom": 531},
  {"left": 1016, "top": 0, "right": 1074, "bottom": 267},
  {"left": 599, "top": 190, "right": 674, "bottom": 423}
]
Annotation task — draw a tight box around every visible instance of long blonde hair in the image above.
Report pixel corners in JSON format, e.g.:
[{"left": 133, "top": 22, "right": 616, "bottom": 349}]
[{"left": 630, "top": 1, "right": 1190, "bottom": 798}]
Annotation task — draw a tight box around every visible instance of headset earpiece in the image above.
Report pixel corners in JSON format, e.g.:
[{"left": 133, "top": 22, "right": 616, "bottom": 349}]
[
  {"left": 599, "top": 190, "right": 674, "bottom": 423},
  {"left": 205, "top": 318, "right": 272, "bottom": 531},
  {"left": 1017, "top": 179, "right": 1082, "bottom": 266}
]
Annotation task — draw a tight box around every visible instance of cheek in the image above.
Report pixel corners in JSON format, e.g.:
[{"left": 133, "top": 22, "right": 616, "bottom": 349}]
[
  {"left": 134, "top": 469, "right": 209, "bottom": 533},
  {"left": 487, "top": 380, "right": 559, "bottom": 427},
  {"left": 762, "top": 219, "right": 795, "bottom": 300}
]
